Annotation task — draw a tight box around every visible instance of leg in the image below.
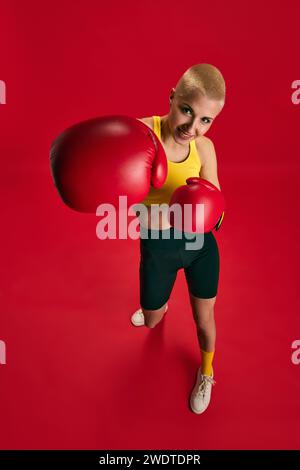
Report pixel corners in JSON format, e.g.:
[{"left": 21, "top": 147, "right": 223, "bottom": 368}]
[
  {"left": 139, "top": 229, "right": 180, "bottom": 329},
  {"left": 189, "top": 294, "right": 216, "bottom": 353},
  {"left": 142, "top": 302, "right": 168, "bottom": 329},
  {"left": 184, "top": 232, "right": 219, "bottom": 376},
  {"left": 189, "top": 294, "right": 217, "bottom": 414},
  {"left": 184, "top": 232, "right": 219, "bottom": 413},
  {"left": 185, "top": 233, "right": 220, "bottom": 368}
]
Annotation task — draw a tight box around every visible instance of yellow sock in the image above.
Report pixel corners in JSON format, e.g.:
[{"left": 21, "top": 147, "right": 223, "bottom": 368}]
[{"left": 201, "top": 349, "right": 214, "bottom": 376}]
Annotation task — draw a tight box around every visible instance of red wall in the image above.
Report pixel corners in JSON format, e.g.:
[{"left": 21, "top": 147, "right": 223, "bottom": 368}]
[{"left": 0, "top": 0, "right": 300, "bottom": 450}]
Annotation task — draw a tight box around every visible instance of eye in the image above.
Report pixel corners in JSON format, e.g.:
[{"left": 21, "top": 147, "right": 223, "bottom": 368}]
[
  {"left": 202, "top": 117, "right": 211, "bottom": 124},
  {"left": 181, "top": 106, "right": 192, "bottom": 115}
]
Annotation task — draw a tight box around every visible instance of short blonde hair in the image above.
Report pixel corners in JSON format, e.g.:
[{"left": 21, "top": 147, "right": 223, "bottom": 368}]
[{"left": 175, "top": 64, "right": 226, "bottom": 102}]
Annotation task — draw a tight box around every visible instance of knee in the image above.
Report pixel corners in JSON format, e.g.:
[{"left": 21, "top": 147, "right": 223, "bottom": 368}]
[
  {"left": 192, "top": 298, "right": 216, "bottom": 327},
  {"left": 204, "top": 297, "right": 216, "bottom": 308},
  {"left": 142, "top": 305, "right": 166, "bottom": 328},
  {"left": 196, "top": 315, "right": 214, "bottom": 331},
  {"left": 144, "top": 316, "right": 160, "bottom": 329},
  {"left": 145, "top": 321, "right": 157, "bottom": 329}
]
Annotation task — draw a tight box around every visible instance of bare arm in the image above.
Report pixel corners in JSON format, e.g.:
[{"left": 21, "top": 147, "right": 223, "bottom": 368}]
[{"left": 197, "top": 137, "right": 221, "bottom": 191}]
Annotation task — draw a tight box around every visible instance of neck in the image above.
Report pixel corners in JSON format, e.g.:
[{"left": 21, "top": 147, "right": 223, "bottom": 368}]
[{"left": 160, "top": 115, "right": 185, "bottom": 150}]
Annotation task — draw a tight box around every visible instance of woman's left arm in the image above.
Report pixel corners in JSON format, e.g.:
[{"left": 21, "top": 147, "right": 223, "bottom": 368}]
[{"left": 196, "top": 137, "right": 221, "bottom": 191}]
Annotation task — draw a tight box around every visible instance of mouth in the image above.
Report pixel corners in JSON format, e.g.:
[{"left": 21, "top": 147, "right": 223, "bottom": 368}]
[{"left": 177, "top": 128, "right": 194, "bottom": 139}]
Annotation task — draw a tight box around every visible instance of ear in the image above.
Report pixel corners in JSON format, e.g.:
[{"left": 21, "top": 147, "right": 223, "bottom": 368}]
[{"left": 169, "top": 88, "right": 176, "bottom": 101}]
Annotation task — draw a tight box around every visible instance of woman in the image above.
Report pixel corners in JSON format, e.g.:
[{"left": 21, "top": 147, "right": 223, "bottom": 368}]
[{"left": 132, "top": 64, "right": 225, "bottom": 414}]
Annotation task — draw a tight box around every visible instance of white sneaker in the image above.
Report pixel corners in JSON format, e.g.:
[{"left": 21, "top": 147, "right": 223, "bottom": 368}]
[
  {"left": 130, "top": 304, "right": 168, "bottom": 327},
  {"left": 190, "top": 367, "right": 216, "bottom": 414}
]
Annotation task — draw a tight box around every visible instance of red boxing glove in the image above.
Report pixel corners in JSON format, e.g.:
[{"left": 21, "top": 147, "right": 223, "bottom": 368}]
[
  {"left": 50, "top": 115, "right": 167, "bottom": 212},
  {"left": 169, "top": 177, "right": 225, "bottom": 233}
]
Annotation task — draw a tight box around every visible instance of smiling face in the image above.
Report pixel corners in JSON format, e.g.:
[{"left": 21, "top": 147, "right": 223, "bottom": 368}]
[{"left": 168, "top": 88, "right": 224, "bottom": 143}]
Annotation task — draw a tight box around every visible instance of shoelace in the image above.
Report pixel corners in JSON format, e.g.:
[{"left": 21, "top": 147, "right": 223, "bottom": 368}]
[{"left": 196, "top": 375, "right": 216, "bottom": 398}]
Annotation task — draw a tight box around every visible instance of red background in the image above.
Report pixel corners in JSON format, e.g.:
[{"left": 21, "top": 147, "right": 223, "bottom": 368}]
[{"left": 1, "top": 0, "right": 300, "bottom": 450}]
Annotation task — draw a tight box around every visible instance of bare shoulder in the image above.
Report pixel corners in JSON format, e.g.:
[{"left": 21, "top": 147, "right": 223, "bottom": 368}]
[
  {"left": 196, "top": 135, "right": 215, "bottom": 152},
  {"left": 195, "top": 136, "right": 217, "bottom": 165},
  {"left": 136, "top": 116, "right": 154, "bottom": 130},
  {"left": 196, "top": 136, "right": 220, "bottom": 188}
]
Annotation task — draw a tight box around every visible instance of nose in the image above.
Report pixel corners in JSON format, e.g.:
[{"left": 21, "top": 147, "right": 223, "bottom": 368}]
[
  {"left": 184, "top": 121, "right": 204, "bottom": 138},
  {"left": 185, "top": 125, "right": 202, "bottom": 137}
]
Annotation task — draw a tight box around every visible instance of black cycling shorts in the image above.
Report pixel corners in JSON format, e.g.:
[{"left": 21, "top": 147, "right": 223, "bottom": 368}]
[{"left": 139, "top": 226, "right": 220, "bottom": 310}]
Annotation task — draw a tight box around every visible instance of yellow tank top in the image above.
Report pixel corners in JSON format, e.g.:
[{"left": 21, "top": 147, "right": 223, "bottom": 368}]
[{"left": 142, "top": 116, "right": 201, "bottom": 206}]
